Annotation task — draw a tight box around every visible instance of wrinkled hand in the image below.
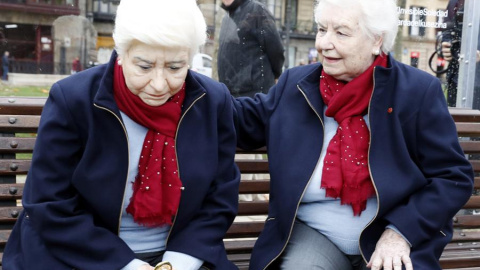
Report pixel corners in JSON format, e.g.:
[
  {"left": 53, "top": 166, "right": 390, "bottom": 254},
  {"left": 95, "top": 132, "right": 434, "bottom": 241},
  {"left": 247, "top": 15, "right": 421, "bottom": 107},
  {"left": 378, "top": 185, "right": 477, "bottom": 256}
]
[
  {"left": 367, "top": 229, "right": 413, "bottom": 270},
  {"left": 441, "top": 42, "right": 453, "bottom": 61}
]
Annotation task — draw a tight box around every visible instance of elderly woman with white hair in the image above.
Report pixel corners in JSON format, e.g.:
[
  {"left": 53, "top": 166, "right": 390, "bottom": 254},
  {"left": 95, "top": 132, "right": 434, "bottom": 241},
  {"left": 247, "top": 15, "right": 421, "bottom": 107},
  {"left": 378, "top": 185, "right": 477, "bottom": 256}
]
[
  {"left": 3, "top": 0, "right": 240, "bottom": 269},
  {"left": 232, "top": 0, "right": 473, "bottom": 269}
]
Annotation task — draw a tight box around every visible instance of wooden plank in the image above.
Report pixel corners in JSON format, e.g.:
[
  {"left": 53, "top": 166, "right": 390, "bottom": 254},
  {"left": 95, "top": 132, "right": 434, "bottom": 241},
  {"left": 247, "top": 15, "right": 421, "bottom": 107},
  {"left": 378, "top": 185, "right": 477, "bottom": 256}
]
[
  {"left": 0, "top": 207, "right": 21, "bottom": 224},
  {"left": 0, "top": 160, "right": 31, "bottom": 175},
  {"left": 440, "top": 250, "right": 480, "bottom": 269},
  {"left": 470, "top": 160, "right": 480, "bottom": 174},
  {"left": 445, "top": 242, "right": 480, "bottom": 251},
  {"left": 0, "top": 97, "right": 46, "bottom": 115},
  {"left": 238, "top": 201, "right": 268, "bottom": 216},
  {"left": 0, "top": 115, "right": 41, "bottom": 133},
  {"left": 460, "top": 141, "right": 480, "bottom": 154},
  {"left": 449, "top": 108, "right": 480, "bottom": 123},
  {"left": 239, "top": 180, "right": 270, "bottom": 194},
  {"left": 451, "top": 230, "right": 480, "bottom": 242},
  {"left": 0, "top": 137, "right": 36, "bottom": 154},
  {"left": 453, "top": 214, "right": 480, "bottom": 228},
  {"left": 236, "top": 160, "right": 269, "bottom": 174},
  {"left": 224, "top": 239, "right": 256, "bottom": 253},
  {"left": 0, "top": 183, "right": 23, "bottom": 200},
  {"left": 456, "top": 123, "right": 480, "bottom": 137},
  {"left": 226, "top": 222, "right": 264, "bottom": 238},
  {"left": 463, "top": 196, "right": 480, "bottom": 209}
]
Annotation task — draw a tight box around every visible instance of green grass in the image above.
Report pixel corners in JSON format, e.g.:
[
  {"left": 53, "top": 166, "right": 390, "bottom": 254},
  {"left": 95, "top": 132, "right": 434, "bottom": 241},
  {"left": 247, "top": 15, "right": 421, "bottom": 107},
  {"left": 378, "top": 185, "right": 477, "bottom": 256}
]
[{"left": 0, "top": 84, "right": 50, "bottom": 97}]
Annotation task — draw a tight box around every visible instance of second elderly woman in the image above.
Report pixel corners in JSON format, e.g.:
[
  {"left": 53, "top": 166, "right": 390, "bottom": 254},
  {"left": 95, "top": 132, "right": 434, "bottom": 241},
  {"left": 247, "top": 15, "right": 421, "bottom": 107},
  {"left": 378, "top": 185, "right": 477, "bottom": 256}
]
[
  {"left": 3, "top": 0, "right": 240, "bottom": 269},
  {"left": 232, "top": 0, "right": 474, "bottom": 269}
]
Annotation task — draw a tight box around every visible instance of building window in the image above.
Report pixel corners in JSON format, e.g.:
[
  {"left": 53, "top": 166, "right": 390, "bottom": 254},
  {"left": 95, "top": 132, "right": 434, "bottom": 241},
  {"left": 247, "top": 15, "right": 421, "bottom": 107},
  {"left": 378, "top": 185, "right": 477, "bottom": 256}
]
[{"left": 409, "top": 5, "right": 426, "bottom": 37}]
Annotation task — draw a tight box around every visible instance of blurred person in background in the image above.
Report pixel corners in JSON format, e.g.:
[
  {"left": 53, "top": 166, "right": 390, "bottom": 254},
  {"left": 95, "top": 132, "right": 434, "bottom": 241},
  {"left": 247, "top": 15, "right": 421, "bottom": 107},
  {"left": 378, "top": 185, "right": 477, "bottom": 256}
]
[
  {"left": 2, "top": 51, "right": 9, "bottom": 81},
  {"left": 218, "top": 0, "right": 285, "bottom": 98}
]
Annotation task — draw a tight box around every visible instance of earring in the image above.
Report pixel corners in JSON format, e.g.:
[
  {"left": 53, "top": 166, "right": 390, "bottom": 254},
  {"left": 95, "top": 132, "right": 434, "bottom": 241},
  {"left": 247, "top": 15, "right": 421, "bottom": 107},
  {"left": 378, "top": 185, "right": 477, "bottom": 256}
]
[
  {"left": 373, "top": 49, "right": 380, "bottom": 56},
  {"left": 117, "top": 59, "right": 122, "bottom": 65}
]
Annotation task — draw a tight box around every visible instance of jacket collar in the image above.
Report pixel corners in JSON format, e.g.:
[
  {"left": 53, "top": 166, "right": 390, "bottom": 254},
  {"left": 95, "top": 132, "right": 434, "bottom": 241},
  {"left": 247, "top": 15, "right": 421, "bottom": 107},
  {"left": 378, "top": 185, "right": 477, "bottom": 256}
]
[
  {"left": 93, "top": 50, "right": 206, "bottom": 115},
  {"left": 296, "top": 63, "right": 324, "bottom": 115}
]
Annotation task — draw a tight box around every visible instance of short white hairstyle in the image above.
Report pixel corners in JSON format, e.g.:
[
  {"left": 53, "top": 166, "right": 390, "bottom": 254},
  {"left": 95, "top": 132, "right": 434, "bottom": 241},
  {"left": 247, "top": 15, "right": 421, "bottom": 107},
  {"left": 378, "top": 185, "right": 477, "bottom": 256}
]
[
  {"left": 314, "top": 0, "right": 398, "bottom": 54},
  {"left": 113, "top": 0, "right": 207, "bottom": 61}
]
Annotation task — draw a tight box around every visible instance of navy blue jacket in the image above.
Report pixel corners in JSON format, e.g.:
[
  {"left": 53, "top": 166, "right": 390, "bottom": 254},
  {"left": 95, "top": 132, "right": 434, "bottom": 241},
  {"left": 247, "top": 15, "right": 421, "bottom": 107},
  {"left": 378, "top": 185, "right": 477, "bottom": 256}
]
[
  {"left": 233, "top": 55, "right": 474, "bottom": 270},
  {"left": 3, "top": 52, "right": 240, "bottom": 270}
]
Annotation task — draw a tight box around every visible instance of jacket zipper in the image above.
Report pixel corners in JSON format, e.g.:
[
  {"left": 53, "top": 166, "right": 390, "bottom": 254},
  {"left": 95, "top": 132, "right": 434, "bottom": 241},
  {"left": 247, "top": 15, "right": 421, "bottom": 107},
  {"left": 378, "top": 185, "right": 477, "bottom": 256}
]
[
  {"left": 165, "top": 92, "right": 206, "bottom": 248},
  {"left": 262, "top": 84, "right": 325, "bottom": 269},
  {"left": 358, "top": 67, "right": 381, "bottom": 263},
  {"left": 93, "top": 103, "right": 131, "bottom": 234}
]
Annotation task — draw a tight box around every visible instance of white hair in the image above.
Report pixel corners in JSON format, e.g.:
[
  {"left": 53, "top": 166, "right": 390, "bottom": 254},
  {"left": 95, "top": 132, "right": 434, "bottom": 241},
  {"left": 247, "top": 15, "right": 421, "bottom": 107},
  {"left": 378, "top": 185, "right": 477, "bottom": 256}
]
[
  {"left": 314, "top": 0, "right": 398, "bottom": 54},
  {"left": 113, "top": 0, "right": 207, "bottom": 62}
]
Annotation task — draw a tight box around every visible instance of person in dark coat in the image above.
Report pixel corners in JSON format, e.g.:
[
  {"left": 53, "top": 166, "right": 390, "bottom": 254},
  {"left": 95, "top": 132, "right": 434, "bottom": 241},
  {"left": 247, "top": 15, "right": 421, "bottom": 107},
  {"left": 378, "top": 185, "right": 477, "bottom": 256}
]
[
  {"left": 2, "top": 51, "right": 9, "bottom": 81},
  {"left": 232, "top": 0, "right": 474, "bottom": 269},
  {"left": 441, "top": 0, "right": 480, "bottom": 108},
  {"left": 3, "top": 0, "right": 240, "bottom": 269},
  {"left": 218, "top": 0, "right": 285, "bottom": 97}
]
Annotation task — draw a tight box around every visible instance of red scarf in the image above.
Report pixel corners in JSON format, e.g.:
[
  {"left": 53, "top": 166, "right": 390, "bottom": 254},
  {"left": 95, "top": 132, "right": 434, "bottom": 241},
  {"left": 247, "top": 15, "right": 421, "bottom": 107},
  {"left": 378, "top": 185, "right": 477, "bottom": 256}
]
[
  {"left": 320, "top": 55, "right": 388, "bottom": 216},
  {"left": 113, "top": 61, "right": 185, "bottom": 227}
]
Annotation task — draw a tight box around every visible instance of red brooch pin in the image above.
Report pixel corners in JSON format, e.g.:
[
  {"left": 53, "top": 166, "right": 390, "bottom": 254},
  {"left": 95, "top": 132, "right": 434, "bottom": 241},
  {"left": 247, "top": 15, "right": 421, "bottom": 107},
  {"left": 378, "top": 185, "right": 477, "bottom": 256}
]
[{"left": 387, "top": 107, "right": 393, "bottom": 113}]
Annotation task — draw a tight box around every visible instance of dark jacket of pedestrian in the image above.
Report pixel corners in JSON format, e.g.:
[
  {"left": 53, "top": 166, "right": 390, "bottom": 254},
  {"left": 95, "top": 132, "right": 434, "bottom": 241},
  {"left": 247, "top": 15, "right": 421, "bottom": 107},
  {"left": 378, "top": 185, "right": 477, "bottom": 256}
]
[{"left": 218, "top": 0, "right": 285, "bottom": 97}]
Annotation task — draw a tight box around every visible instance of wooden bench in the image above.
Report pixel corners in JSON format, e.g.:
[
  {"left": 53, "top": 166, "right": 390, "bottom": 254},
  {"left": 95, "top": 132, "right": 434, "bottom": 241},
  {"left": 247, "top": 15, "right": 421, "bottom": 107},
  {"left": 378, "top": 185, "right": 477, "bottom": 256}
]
[{"left": 0, "top": 98, "right": 479, "bottom": 270}]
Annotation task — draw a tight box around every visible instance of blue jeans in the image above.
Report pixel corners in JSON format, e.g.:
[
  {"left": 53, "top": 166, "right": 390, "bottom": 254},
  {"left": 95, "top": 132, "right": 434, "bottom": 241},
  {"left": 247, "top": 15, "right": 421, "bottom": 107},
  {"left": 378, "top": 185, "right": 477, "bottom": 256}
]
[
  {"left": 2, "top": 66, "right": 8, "bottom": 81},
  {"left": 278, "top": 220, "right": 369, "bottom": 270}
]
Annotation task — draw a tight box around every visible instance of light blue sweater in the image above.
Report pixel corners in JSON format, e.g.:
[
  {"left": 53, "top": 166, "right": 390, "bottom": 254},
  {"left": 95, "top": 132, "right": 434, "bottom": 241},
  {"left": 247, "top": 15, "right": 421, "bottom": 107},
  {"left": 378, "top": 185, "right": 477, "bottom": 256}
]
[
  {"left": 119, "top": 112, "right": 203, "bottom": 270},
  {"left": 296, "top": 110, "right": 377, "bottom": 255}
]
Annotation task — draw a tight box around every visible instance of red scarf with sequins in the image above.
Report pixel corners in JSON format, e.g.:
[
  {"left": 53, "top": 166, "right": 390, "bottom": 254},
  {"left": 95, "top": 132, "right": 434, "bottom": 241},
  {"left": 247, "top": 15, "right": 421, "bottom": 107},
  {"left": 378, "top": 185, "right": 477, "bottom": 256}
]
[
  {"left": 319, "top": 55, "right": 387, "bottom": 216},
  {"left": 113, "top": 61, "right": 185, "bottom": 227}
]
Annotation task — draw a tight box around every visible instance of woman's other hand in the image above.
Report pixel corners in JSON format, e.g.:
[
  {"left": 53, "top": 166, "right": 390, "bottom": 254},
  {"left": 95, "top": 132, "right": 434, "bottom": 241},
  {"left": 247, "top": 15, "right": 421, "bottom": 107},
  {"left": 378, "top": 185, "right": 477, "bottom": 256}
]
[{"left": 367, "top": 229, "right": 413, "bottom": 270}]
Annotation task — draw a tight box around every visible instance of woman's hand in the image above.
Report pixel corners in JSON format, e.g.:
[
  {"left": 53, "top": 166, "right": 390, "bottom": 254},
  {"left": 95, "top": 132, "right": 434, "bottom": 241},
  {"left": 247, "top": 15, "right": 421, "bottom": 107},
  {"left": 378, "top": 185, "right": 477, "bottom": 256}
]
[{"left": 367, "top": 229, "right": 413, "bottom": 270}]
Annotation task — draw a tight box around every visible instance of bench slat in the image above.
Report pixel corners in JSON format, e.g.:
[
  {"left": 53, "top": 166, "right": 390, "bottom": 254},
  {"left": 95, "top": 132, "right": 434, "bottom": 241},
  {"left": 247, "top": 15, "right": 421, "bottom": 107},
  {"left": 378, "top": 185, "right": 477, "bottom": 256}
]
[
  {"left": 226, "top": 221, "right": 264, "bottom": 238},
  {"left": 0, "top": 183, "right": 23, "bottom": 200},
  {"left": 0, "top": 137, "right": 36, "bottom": 153},
  {"left": 238, "top": 201, "right": 269, "bottom": 215},
  {"left": 0, "top": 115, "right": 41, "bottom": 133},
  {"left": 236, "top": 160, "right": 269, "bottom": 174},
  {"left": 457, "top": 123, "right": 480, "bottom": 137},
  {"left": 239, "top": 180, "right": 269, "bottom": 194},
  {"left": 0, "top": 97, "right": 45, "bottom": 116},
  {"left": 0, "top": 160, "right": 31, "bottom": 175}
]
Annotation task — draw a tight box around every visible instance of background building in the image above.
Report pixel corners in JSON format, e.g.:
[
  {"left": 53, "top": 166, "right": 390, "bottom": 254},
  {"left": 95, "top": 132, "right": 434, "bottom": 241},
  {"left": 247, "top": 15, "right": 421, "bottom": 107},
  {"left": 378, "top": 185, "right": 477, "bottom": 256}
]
[{"left": 0, "top": 0, "right": 477, "bottom": 88}]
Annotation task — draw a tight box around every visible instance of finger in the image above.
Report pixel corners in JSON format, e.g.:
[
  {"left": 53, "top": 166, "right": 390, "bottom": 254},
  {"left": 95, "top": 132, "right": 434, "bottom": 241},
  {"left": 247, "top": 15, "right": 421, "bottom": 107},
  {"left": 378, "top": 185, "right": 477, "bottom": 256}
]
[
  {"left": 393, "top": 256, "right": 403, "bottom": 270},
  {"left": 370, "top": 258, "right": 383, "bottom": 270},
  {"left": 383, "top": 256, "right": 393, "bottom": 270},
  {"left": 402, "top": 254, "right": 414, "bottom": 270}
]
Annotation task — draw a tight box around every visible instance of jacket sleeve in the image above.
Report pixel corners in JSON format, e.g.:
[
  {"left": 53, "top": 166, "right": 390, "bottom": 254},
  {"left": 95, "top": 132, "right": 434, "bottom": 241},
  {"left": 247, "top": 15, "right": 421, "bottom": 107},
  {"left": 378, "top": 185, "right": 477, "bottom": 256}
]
[
  {"left": 165, "top": 85, "right": 240, "bottom": 268},
  {"left": 382, "top": 78, "right": 474, "bottom": 248},
  {"left": 256, "top": 5, "right": 285, "bottom": 79},
  {"left": 232, "top": 68, "right": 288, "bottom": 150},
  {"left": 22, "top": 83, "right": 135, "bottom": 270}
]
